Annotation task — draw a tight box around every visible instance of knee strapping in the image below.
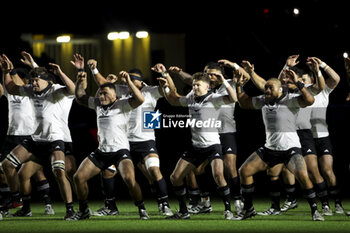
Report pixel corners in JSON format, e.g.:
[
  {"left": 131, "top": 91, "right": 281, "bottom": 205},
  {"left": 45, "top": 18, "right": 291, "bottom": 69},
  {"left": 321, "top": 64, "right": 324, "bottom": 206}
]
[
  {"left": 6, "top": 152, "right": 22, "bottom": 168},
  {"left": 51, "top": 160, "right": 65, "bottom": 171},
  {"left": 145, "top": 157, "right": 160, "bottom": 170}
]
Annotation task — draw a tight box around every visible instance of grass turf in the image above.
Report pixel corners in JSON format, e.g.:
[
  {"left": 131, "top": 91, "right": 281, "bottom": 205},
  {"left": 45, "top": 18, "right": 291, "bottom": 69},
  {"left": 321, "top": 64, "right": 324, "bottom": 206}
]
[{"left": 1, "top": 198, "right": 350, "bottom": 233}]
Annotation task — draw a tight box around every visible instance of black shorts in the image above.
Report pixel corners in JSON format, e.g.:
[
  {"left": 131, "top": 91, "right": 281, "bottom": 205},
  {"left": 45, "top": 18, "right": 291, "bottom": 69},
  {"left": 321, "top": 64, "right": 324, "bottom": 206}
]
[
  {"left": 297, "top": 129, "right": 317, "bottom": 156},
  {"left": 314, "top": 136, "right": 333, "bottom": 157},
  {"left": 181, "top": 144, "right": 223, "bottom": 167},
  {"left": 219, "top": 132, "right": 238, "bottom": 155},
  {"left": 88, "top": 149, "right": 131, "bottom": 170},
  {"left": 129, "top": 140, "right": 158, "bottom": 165},
  {"left": 0, "top": 135, "right": 31, "bottom": 162},
  {"left": 256, "top": 146, "right": 302, "bottom": 168},
  {"left": 21, "top": 139, "right": 65, "bottom": 157}
]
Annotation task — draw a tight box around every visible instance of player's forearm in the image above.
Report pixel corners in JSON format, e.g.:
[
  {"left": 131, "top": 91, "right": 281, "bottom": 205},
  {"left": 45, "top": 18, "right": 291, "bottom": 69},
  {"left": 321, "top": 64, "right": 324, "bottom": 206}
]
[
  {"left": 320, "top": 62, "right": 340, "bottom": 89},
  {"left": 127, "top": 79, "right": 144, "bottom": 107},
  {"left": 249, "top": 71, "right": 266, "bottom": 92},
  {"left": 59, "top": 71, "right": 75, "bottom": 95}
]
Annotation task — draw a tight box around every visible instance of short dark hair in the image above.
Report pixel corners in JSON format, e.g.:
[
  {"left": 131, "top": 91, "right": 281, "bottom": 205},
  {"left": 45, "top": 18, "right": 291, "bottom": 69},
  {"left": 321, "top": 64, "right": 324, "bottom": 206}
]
[
  {"left": 29, "top": 67, "right": 52, "bottom": 81},
  {"left": 128, "top": 68, "right": 143, "bottom": 77},
  {"left": 100, "top": 82, "right": 116, "bottom": 93},
  {"left": 192, "top": 72, "right": 211, "bottom": 84}
]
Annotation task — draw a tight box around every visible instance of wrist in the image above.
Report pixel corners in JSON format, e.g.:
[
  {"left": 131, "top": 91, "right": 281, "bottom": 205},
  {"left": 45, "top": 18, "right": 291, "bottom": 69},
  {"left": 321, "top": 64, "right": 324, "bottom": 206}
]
[
  {"left": 10, "top": 69, "right": 17, "bottom": 75},
  {"left": 223, "top": 79, "right": 230, "bottom": 88},
  {"left": 320, "top": 62, "right": 329, "bottom": 71},
  {"left": 161, "top": 71, "right": 168, "bottom": 78},
  {"left": 232, "top": 63, "right": 240, "bottom": 70},
  {"left": 32, "top": 62, "right": 39, "bottom": 68},
  {"left": 296, "top": 81, "right": 305, "bottom": 90},
  {"left": 91, "top": 68, "right": 99, "bottom": 75}
]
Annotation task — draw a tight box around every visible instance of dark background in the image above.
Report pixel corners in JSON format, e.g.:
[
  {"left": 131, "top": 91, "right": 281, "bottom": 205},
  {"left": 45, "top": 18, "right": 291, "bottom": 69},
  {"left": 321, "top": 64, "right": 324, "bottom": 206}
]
[{"left": 1, "top": 0, "right": 350, "bottom": 203}]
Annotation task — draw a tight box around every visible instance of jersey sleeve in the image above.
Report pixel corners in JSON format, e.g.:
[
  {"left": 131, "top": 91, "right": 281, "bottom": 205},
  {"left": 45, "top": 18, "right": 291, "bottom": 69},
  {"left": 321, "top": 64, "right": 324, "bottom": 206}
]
[
  {"left": 252, "top": 95, "right": 265, "bottom": 109},
  {"left": 209, "top": 94, "right": 225, "bottom": 108},
  {"left": 179, "top": 96, "right": 189, "bottom": 107},
  {"left": 88, "top": 96, "right": 99, "bottom": 110}
]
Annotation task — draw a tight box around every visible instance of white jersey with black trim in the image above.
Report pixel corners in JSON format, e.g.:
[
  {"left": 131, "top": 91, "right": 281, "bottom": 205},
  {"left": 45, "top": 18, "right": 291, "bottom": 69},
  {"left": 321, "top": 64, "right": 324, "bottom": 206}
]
[
  {"left": 179, "top": 91, "right": 226, "bottom": 148},
  {"left": 88, "top": 96, "right": 133, "bottom": 153},
  {"left": 3, "top": 87, "right": 35, "bottom": 136},
  {"left": 252, "top": 93, "right": 301, "bottom": 151},
  {"left": 310, "top": 85, "right": 332, "bottom": 138},
  {"left": 212, "top": 79, "right": 237, "bottom": 134},
  {"left": 19, "top": 84, "right": 74, "bottom": 142},
  {"left": 128, "top": 85, "right": 162, "bottom": 142}
]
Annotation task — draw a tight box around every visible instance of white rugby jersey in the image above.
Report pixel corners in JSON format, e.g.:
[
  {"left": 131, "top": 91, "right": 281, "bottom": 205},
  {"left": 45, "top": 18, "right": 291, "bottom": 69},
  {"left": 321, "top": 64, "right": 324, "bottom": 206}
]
[
  {"left": 88, "top": 97, "right": 133, "bottom": 153},
  {"left": 212, "top": 79, "right": 237, "bottom": 134},
  {"left": 252, "top": 93, "right": 301, "bottom": 151},
  {"left": 310, "top": 85, "right": 332, "bottom": 138},
  {"left": 3, "top": 87, "right": 35, "bottom": 136},
  {"left": 128, "top": 85, "right": 162, "bottom": 142},
  {"left": 19, "top": 84, "right": 74, "bottom": 142},
  {"left": 115, "top": 84, "right": 130, "bottom": 98},
  {"left": 294, "top": 84, "right": 313, "bottom": 130},
  {"left": 179, "top": 92, "right": 226, "bottom": 148}
]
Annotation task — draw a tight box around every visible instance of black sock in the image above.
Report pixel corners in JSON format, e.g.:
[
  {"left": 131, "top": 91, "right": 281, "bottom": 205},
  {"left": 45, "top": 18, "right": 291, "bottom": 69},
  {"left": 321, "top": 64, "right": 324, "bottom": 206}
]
[
  {"left": 284, "top": 184, "right": 296, "bottom": 202},
  {"left": 134, "top": 200, "right": 146, "bottom": 212},
  {"left": 36, "top": 180, "right": 52, "bottom": 205},
  {"left": 229, "top": 176, "right": 241, "bottom": 200},
  {"left": 155, "top": 178, "right": 170, "bottom": 207},
  {"left": 173, "top": 185, "right": 188, "bottom": 214},
  {"left": 105, "top": 198, "right": 117, "bottom": 210},
  {"left": 328, "top": 185, "right": 342, "bottom": 205},
  {"left": 79, "top": 200, "right": 89, "bottom": 212},
  {"left": 65, "top": 202, "right": 74, "bottom": 212},
  {"left": 102, "top": 177, "right": 115, "bottom": 200},
  {"left": 188, "top": 187, "right": 200, "bottom": 206},
  {"left": 22, "top": 194, "right": 31, "bottom": 211},
  {"left": 0, "top": 182, "right": 10, "bottom": 202},
  {"left": 241, "top": 184, "right": 255, "bottom": 210},
  {"left": 269, "top": 179, "right": 281, "bottom": 210},
  {"left": 217, "top": 185, "right": 231, "bottom": 211},
  {"left": 11, "top": 191, "right": 21, "bottom": 202},
  {"left": 303, "top": 188, "right": 318, "bottom": 214},
  {"left": 315, "top": 181, "right": 329, "bottom": 206}
]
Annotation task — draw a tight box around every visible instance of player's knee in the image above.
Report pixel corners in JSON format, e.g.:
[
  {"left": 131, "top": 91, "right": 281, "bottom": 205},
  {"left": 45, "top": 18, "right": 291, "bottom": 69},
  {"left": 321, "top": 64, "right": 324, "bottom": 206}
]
[
  {"left": 123, "top": 174, "right": 136, "bottom": 187},
  {"left": 51, "top": 160, "right": 66, "bottom": 178},
  {"left": 4, "top": 152, "right": 21, "bottom": 170}
]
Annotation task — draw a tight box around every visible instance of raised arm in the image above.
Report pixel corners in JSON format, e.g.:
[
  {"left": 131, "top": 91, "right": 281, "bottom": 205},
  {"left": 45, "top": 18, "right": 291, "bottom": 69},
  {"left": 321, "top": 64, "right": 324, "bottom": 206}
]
[
  {"left": 157, "top": 74, "right": 184, "bottom": 107},
  {"left": 49, "top": 63, "right": 75, "bottom": 95},
  {"left": 75, "top": 71, "right": 90, "bottom": 107},
  {"left": 311, "top": 57, "right": 340, "bottom": 90},
  {"left": 218, "top": 59, "right": 250, "bottom": 85},
  {"left": 119, "top": 71, "right": 144, "bottom": 108},
  {"left": 87, "top": 59, "right": 108, "bottom": 86},
  {"left": 285, "top": 69, "right": 314, "bottom": 107},
  {"left": 235, "top": 72, "right": 255, "bottom": 109},
  {"left": 168, "top": 66, "right": 193, "bottom": 86},
  {"left": 241, "top": 60, "right": 266, "bottom": 92},
  {"left": 0, "top": 54, "right": 21, "bottom": 95},
  {"left": 1, "top": 54, "right": 24, "bottom": 86},
  {"left": 209, "top": 71, "right": 237, "bottom": 103},
  {"left": 151, "top": 63, "right": 178, "bottom": 96},
  {"left": 306, "top": 57, "right": 325, "bottom": 95}
]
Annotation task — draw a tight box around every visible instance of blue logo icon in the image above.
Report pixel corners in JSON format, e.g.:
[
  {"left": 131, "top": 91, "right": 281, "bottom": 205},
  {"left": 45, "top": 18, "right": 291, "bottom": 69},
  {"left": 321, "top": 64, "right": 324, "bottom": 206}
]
[{"left": 143, "top": 110, "right": 162, "bottom": 129}]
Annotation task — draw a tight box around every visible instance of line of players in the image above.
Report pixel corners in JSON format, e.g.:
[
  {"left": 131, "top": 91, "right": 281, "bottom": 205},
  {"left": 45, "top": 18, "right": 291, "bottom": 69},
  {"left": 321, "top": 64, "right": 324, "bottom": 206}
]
[{"left": 0, "top": 51, "right": 348, "bottom": 221}]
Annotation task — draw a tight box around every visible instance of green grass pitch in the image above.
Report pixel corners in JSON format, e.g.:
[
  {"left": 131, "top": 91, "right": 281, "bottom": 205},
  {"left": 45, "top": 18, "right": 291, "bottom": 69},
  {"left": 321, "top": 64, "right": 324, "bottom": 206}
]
[{"left": 1, "top": 198, "right": 350, "bottom": 233}]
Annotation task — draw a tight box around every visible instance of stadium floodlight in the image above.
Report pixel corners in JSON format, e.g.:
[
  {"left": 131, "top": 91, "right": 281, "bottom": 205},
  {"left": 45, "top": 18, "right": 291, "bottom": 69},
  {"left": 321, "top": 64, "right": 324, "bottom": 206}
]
[
  {"left": 107, "top": 32, "right": 119, "bottom": 40},
  {"left": 56, "top": 35, "right": 71, "bottom": 43},
  {"left": 343, "top": 52, "right": 348, "bottom": 58},
  {"left": 118, "top": 31, "right": 130, "bottom": 39},
  {"left": 136, "top": 31, "right": 149, "bottom": 38},
  {"left": 293, "top": 8, "right": 300, "bottom": 15}
]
